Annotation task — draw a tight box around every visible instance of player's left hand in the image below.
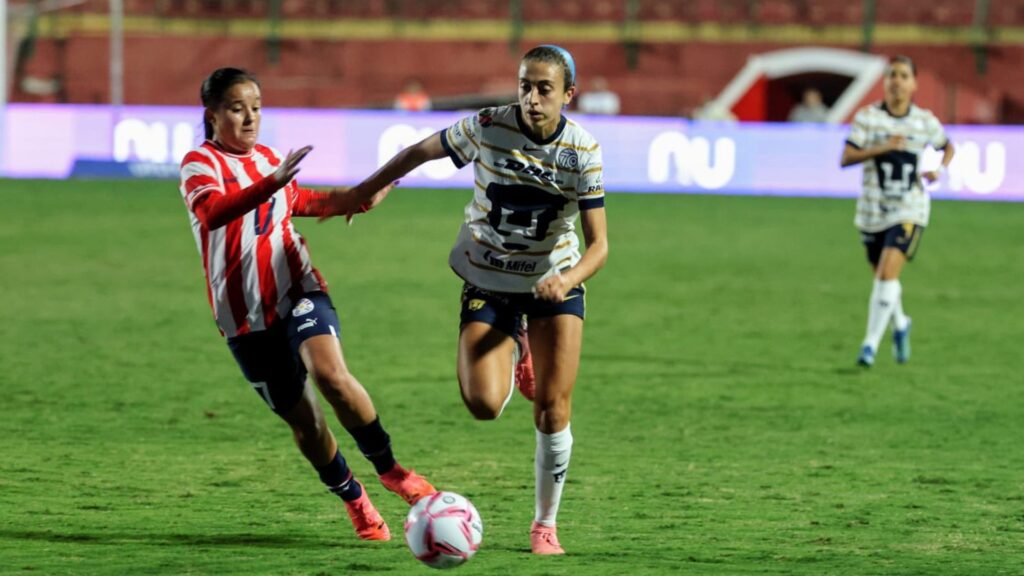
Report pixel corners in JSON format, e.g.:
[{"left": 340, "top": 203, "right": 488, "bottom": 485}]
[
  {"left": 921, "top": 170, "right": 940, "bottom": 183},
  {"left": 533, "top": 272, "right": 571, "bottom": 303}
]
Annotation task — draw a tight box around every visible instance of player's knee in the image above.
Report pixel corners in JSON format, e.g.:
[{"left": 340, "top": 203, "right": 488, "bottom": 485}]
[
  {"left": 311, "top": 366, "right": 357, "bottom": 404},
  {"left": 534, "top": 394, "right": 571, "bottom": 426},
  {"left": 461, "top": 386, "right": 505, "bottom": 421}
]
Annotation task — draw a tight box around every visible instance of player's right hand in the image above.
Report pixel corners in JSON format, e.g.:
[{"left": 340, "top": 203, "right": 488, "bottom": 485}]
[
  {"left": 319, "top": 180, "right": 399, "bottom": 223},
  {"left": 273, "top": 145, "right": 314, "bottom": 186},
  {"left": 359, "top": 180, "right": 398, "bottom": 213}
]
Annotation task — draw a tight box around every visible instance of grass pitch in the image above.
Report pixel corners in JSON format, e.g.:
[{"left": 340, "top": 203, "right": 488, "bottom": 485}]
[{"left": 1, "top": 179, "right": 1022, "bottom": 575}]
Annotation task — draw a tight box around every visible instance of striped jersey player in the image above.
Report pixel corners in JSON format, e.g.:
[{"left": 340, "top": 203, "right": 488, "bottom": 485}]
[
  {"left": 180, "top": 140, "right": 327, "bottom": 337},
  {"left": 177, "top": 67, "right": 436, "bottom": 544},
  {"left": 846, "top": 101, "right": 949, "bottom": 233},
  {"left": 440, "top": 103, "right": 604, "bottom": 293},
  {"left": 841, "top": 55, "right": 954, "bottom": 368}
]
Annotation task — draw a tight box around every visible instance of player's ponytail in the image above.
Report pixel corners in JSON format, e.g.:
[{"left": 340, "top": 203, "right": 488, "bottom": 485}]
[{"left": 199, "top": 67, "right": 260, "bottom": 140}]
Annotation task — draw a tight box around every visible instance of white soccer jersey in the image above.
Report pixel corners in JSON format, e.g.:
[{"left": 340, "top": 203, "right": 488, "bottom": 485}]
[
  {"left": 846, "top": 102, "right": 949, "bottom": 232},
  {"left": 440, "top": 105, "right": 605, "bottom": 293}
]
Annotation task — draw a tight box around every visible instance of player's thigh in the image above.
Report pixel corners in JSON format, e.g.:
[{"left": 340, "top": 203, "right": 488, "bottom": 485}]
[
  {"left": 286, "top": 291, "right": 349, "bottom": 381},
  {"left": 226, "top": 326, "right": 308, "bottom": 417},
  {"left": 860, "top": 229, "right": 885, "bottom": 269},
  {"left": 528, "top": 314, "right": 584, "bottom": 403},
  {"left": 877, "top": 223, "right": 923, "bottom": 280},
  {"left": 876, "top": 248, "right": 907, "bottom": 280},
  {"left": 458, "top": 283, "right": 521, "bottom": 394},
  {"left": 458, "top": 321, "right": 517, "bottom": 397}
]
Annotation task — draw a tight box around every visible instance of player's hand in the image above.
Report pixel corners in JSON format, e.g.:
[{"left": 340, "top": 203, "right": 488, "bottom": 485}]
[
  {"left": 921, "top": 170, "right": 940, "bottom": 183},
  {"left": 885, "top": 135, "right": 907, "bottom": 152},
  {"left": 319, "top": 180, "right": 398, "bottom": 222},
  {"left": 357, "top": 180, "right": 397, "bottom": 214},
  {"left": 273, "top": 145, "right": 314, "bottom": 186},
  {"left": 532, "top": 271, "right": 571, "bottom": 303}
]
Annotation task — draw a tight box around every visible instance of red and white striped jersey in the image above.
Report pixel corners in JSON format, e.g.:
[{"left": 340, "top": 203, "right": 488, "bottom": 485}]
[{"left": 179, "top": 141, "right": 326, "bottom": 338}]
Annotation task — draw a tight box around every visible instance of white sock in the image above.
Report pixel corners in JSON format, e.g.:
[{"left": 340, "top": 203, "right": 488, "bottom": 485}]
[
  {"left": 535, "top": 424, "right": 573, "bottom": 527},
  {"left": 890, "top": 282, "right": 909, "bottom": 331},
  {"left": 863, "top": 279, "right": 900, "bottom": 350}
]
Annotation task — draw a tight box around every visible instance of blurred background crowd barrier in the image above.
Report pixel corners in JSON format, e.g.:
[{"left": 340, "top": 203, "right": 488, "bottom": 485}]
[{"left": 6, "top": 0, "right": 1023, "bottom": 122}]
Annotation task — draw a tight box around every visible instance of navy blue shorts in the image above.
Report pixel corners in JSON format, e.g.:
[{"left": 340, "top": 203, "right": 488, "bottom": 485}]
[
  {"left": 459, "top": 282, "right": 586, "bottom": 337},
  {"left": 860, "top": 223, "right": 925, "bottom": 266},
  {"left": 226, "top": 291, "right": 341, "bottom": 415}
]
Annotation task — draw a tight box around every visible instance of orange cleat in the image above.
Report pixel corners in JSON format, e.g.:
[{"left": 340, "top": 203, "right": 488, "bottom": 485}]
[
  {"left": 530, "top": 521, "right": 565, "bottom": 555},
  {"left": 514, "top": 319, "right": 536, "bottom": 401},
  {"left": 379, "top": 464, "right": 437, "bottom": 506},
  {"left": 344, "top": 482, "right": 391, "bottom": 541}
]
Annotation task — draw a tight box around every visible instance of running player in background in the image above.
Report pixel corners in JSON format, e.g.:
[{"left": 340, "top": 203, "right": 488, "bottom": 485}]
[
  {"left": 178, "top": 67, "right": 434, "bottom": 541},
  {"left": 841, "top": 56, "right": 955, "bottom": 367},
  {"left": 331, "top": 45, "right": 608, "bottom": 555}
]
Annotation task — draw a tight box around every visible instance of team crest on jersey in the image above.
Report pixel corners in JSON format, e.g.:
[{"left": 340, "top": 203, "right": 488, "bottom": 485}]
[
  {"left": 292, "top": 298, "right": 315, "bottom": 317},
  {"left": 557, "top": 148, "right": 579, "bottom": 170},
  {"left": 467, "top": 299, "right": 486, "bottom": 311},
  {"left": 478, "top": 108, "right": 494, "bottom": 127}
]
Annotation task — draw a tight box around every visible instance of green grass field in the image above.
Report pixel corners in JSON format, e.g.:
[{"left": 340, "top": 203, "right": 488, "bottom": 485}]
[{"left": 1, "top": 179, "right": 1022, "bottom": 575}]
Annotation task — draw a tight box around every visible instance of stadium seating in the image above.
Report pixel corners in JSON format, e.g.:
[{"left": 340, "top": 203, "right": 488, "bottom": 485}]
[{"left": 10, "top": 0, "right": 1024, "bottom": 122}]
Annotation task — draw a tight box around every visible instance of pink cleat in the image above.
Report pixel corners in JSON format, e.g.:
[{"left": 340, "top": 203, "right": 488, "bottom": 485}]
[
  {"left": 514, "top": 319, "right": 536, "bottom": 401},
  {"left": 379, "top": 464, "right": 437, "bottom": 506},
  {"left": 344, "top": 482, "right": 391, "bottom": 541},
  {"left": 530, "top": 521, "right": 565, "bottom": 555}
]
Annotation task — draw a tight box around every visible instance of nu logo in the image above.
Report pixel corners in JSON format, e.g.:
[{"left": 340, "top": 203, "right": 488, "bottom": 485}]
[
  {"left": 647, "top": 131, "right": 736, "bottom": 190},
  {"left": 114, "top": 119, "right": 195, "bottom": 164},
  {"left": 923, "top": 141, "right": 1006, "bottom": 195}
]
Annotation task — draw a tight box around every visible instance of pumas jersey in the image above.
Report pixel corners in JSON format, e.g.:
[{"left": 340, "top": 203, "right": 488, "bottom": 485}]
[
  {"left": 440, "top": 105, "right": 605, "bottom": 293},
  {"left": 846, "top": 102, "right": 949, "bottom": 232}
]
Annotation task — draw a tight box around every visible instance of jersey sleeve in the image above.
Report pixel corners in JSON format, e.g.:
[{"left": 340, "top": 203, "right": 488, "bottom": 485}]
[
  {"left": 926, "top": 114, "right": 949, "bottom": 150},
  {"left": 576, "top": 143, "right": 605, "bottom": 211},
  {"left": 845, "top": 109, "right": 870, "bottom": 150},
  {"left": 180, "top": 150, "right": 223, "bottom": 211},
  {"left": 439, "top": 111, "right": 482, "bottom": 169}
]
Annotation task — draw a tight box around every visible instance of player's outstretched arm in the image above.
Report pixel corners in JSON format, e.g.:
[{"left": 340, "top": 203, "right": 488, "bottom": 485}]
[
  {"left": 322, "top": 132, "right": 448, "bottom": 220},
  {"left": 301, "top": 181, "right": 399, "bottom": 219},
  {"left": 193, "top": 145, "right": 313, "bottom": 229}
]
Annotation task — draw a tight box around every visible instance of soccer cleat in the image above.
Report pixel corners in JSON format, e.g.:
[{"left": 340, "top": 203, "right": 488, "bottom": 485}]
[
  {"left": 893, "top": 318, "right": 912, "bottom": 364},
  {"left": 344, "top": 481, "right": 391, "bottom": 541},
  {"left": 379, "top": 464, "right": 437, "bottom": 506},
  {"left": 530, "top": 521, "right": 565, "bottom": 555},
  {"left": 514, "top": 318, "right": 536, "bottom": 401},
  {"left": 856, "top": 345, "right": 876, "bottom": 368}
]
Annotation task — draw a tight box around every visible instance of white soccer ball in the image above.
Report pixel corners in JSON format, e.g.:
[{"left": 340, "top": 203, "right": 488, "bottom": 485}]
[{"left": 404, "top": 491, "right": 483, "bottom": 569}]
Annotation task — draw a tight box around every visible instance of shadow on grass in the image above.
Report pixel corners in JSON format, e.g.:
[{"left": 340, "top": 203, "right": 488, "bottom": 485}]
[{"left": 0, "top": 529, "right": 337, "bottom": 549}]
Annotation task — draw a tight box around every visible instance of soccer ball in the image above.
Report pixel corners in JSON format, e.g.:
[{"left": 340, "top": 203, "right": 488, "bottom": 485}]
[{"left": 404, "top": 491, "right": 483, "bottom": 569}]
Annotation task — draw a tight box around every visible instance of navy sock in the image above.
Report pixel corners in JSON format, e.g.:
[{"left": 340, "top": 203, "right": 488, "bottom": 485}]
[
  {"left": 316, "top": 450, "right": 362, "bottom": 502},
  {"left": 347, "top": 417, "right": 397, "bottom": 475}
]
